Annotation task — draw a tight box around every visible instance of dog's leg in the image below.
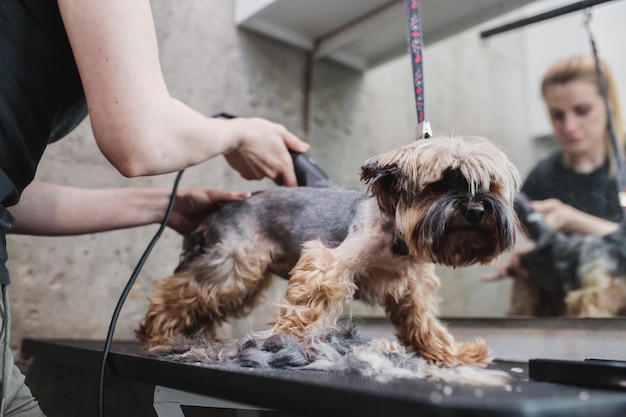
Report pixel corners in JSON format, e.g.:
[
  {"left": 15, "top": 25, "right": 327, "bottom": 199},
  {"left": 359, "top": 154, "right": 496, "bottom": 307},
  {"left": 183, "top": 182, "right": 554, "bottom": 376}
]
[
  {"left": 136, "top": 241, "right": 275, "bottom": 349},
  {"left": 565, "top": 278, "right": 626, "bottom": 317},
  {"left": 384, "top": 263, "right": 491, "bottom": 367},
  {"left": 136, "top": 270, "right": 215, "bottom": 347},
  {"left": 564, "top": 288, "right": 608, "bottom": 317},
  {"left": 270, "top": 240, "right": 357, "bottom": 338},
  {"left": 508, "top": 276, "right": 542, "bottom": 316},
  {"left": 564, "top": 268, "right": 616, "bottom": 317}
]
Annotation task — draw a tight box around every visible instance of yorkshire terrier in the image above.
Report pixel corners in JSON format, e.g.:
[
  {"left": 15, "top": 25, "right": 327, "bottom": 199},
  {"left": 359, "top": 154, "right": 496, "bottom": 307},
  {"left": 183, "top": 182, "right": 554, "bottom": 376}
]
[
  {"left": 136, "top": 136, "right": 521, "bottom": 367},
  {"left": 509, "top": 192, "right": 626, "bottom": 317}
]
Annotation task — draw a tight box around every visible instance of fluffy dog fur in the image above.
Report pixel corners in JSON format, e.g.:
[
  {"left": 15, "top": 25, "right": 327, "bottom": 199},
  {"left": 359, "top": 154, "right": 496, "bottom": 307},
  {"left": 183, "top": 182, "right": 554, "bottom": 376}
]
[
  {"left": 509, "top": 192, "right": 626, "bottom": 317},
  {"left": 136, "top": 136, "right": 521, "bottom": 367}
]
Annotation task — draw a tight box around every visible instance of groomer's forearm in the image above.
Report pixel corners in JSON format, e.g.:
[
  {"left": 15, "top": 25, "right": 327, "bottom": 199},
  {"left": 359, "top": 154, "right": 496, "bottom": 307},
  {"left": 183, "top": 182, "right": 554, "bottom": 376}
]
[
  {"left": 7, "top": 182, "right": 169, "bottom": 235},
  {"left": 565, "top": 211, "right": 619, "bottom": 236},
  {"left": 59, "top": 0, "right": 242, "bottom": 177}
]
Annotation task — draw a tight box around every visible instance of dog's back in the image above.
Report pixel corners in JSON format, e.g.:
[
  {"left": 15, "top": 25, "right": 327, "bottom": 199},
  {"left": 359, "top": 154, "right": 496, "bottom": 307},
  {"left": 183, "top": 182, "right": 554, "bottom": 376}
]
[{"left": 177, "top": 187, "right": 367, "bottom": 278}]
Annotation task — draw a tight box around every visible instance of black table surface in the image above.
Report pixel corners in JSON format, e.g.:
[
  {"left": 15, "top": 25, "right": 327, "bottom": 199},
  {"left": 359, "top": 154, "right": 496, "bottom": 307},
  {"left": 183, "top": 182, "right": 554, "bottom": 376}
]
[{"left": 21, "top": 338, "right": 626, "bottom": 417}]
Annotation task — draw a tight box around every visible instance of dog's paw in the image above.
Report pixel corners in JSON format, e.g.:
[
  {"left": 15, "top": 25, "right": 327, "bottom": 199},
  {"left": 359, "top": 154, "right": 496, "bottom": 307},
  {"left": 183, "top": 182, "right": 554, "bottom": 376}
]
[
  {"left": 451, "top": 338, "right": 492, "bottom": 367},
  {"left": 421, "top": 338, "right": 492, "bottom": 368}
]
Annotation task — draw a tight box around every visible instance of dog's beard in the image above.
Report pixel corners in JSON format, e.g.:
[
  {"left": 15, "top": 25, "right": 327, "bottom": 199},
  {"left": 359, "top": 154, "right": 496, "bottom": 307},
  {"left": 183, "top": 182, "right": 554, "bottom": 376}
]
[{"left": 401, "top": 192, "right": 516, "bottom": 267}]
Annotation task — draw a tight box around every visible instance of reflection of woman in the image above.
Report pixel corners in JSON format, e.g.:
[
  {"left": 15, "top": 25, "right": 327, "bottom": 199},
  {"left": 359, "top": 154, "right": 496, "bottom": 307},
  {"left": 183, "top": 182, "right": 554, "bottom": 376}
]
[
  {"left": 486, "top": 54, "right": 625, "bottom": 282},
  {"left": 524, "top": 54, "right": 624, "bottom": 232}
]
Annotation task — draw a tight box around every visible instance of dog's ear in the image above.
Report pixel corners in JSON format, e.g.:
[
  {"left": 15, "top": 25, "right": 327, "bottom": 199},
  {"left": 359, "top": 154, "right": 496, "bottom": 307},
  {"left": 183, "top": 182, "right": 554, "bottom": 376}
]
[{"left": 361, "top": 157, "right": 401, "bottom": 218}]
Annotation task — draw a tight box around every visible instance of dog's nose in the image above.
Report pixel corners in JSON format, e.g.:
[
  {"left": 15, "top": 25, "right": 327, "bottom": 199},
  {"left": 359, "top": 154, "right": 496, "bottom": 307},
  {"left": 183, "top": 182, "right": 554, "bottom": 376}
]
[{"left": 465, "top": 204, "right": 484, "bottom": 224}]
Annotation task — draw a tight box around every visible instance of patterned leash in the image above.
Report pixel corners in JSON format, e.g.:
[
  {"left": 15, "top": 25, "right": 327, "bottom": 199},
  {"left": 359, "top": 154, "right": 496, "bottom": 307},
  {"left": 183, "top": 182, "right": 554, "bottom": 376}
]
[{"left": 405, "top": 0, "right": 431, "bottom": 139}]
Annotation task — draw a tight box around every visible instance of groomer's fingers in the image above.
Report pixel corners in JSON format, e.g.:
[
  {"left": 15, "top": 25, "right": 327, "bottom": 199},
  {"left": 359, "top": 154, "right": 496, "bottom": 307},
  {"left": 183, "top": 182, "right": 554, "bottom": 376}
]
[
  {"left": 282, "top": 128, "right": 310, "bottom": 154},
  {"left": 201, "top": 189, "right": 251, "bottom": 205},
  {"left": 529, "top": 198, "right": 560, "bottom": 215},
  {"left": 276, "top": 153, "right": 297, "bottom": 187},
  {"left": 167, "top": 188, "right": 251, "bottom": 234},
  {"left": 482, "top": 249, "right": 532, "bottom": 282},
  {"left": 270, "top": 123, "right": 305, "bottom": 187},
  {"left": 173, "top": 188, "right": 250, "bottom": 216},
  {"left": 481, "top": 269, "right": 507, "bottom": 282},
  {"left": 531, "top": 199, "right": 569, "bottom": 231}
]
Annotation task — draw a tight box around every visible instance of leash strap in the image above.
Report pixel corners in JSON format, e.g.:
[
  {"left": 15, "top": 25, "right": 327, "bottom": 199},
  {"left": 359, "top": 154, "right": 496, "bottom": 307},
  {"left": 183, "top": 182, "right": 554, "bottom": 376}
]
[
  {"left": 405, "top": 0, "right": 431, "bottom": 139},
  {"left": 583, "top": 9, "right": 626, "bottom": 211}
]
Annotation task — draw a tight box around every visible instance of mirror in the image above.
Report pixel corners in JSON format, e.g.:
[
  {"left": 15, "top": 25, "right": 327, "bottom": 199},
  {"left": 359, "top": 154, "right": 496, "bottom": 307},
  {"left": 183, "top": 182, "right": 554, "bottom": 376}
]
[{"left": 306, "top": 0, "right": 626, "bottom": 318}]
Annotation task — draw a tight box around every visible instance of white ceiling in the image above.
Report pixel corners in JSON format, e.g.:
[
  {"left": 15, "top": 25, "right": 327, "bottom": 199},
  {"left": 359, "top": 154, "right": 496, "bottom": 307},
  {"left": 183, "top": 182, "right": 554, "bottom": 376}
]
[{"left": 235, "top": 0, "right": 540, "bottom": 71}]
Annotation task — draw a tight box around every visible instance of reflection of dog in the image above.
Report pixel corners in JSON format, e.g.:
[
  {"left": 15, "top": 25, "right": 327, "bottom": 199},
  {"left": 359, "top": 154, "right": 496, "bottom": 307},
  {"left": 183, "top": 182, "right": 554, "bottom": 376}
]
[
  {"left": 510, "top": 192, "right": 626, "bottom": 317},
  {"left": 136, "top": 136, "right": 521, "bottom": 367}
]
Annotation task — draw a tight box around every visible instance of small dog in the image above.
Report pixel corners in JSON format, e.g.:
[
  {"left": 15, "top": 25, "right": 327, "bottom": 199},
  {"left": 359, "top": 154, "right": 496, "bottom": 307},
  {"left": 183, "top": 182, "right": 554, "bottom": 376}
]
[
  {"left": 136, "top": 136, "right": 521, "bottom": 367},
  {"left": 509, "top": 192, "right": 626, "bottom": 317}
]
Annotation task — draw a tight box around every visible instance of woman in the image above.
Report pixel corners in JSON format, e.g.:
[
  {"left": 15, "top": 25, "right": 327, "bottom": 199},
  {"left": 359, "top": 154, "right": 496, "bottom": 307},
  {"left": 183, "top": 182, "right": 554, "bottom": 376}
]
[
  {"left": 0, "top": 0, "right": 309, "bottom": 415},
  {"left": 485, "top": 53, "right": 625, "bottom": 282}
]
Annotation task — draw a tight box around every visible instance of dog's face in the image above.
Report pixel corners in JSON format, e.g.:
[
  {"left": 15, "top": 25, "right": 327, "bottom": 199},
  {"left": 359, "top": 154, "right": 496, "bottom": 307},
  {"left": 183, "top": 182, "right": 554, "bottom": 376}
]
[{"left": 361, "top": 136, "right": 521, "bottom": 267}]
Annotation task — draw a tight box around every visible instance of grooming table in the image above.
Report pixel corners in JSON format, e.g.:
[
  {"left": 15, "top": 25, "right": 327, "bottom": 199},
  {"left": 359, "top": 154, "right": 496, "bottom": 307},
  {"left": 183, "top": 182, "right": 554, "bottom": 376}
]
[{"left": 21, "top": 338, "right": 626, "bottom": 417}]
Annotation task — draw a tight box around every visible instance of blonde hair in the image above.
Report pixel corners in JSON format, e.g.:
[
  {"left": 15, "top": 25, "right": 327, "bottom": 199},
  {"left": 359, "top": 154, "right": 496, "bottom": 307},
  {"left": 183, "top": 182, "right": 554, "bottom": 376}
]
[{"left": 541, "top": 54, "right": 625, "bottom": 173}]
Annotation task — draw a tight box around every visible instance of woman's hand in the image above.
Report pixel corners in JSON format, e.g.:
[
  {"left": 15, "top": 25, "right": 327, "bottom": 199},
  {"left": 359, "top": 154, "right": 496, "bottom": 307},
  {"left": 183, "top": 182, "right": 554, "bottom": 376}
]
[
  {"left": 482, "top": 249, "right": 531, "bottom": 282},
  {"left": 529, "top": 199, "right": 575, "bottom": 232},
  {"left": 167, "top": 188, "right": 250, "bottom": 234},
  {"left": 530, "top": 198, "right": 619, "bottom": 236},
  {"left": 223, "top": 118, "right": 309, "bottom": 187}
]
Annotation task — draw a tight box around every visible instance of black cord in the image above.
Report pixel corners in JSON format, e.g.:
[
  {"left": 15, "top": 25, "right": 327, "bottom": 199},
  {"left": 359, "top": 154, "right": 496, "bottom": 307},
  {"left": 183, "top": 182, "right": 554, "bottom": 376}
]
[
  {"left": 97, "top": 169, "right": 184, "bottom": 417},
  {"left": 96, "top": 111, "right": 233, "bottom": 417}
]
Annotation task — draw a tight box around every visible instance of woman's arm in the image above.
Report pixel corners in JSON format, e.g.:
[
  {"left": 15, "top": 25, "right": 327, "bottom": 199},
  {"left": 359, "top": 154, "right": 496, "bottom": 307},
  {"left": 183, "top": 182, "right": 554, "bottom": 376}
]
[
  {"left": 7, "top": 182, "right": 249, "bottom": 236},
  {"left": 57, "top": 0, "right": 308, "bottom": 185},
  {"left": 531, "top": 198, "right": 619, "bottom": 236}
]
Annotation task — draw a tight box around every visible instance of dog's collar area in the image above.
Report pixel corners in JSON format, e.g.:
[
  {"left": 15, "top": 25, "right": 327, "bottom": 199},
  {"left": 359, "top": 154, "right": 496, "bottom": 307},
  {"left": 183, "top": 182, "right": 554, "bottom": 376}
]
[{"left": 418, "top": 121, "right": 432, "bottom": 139}]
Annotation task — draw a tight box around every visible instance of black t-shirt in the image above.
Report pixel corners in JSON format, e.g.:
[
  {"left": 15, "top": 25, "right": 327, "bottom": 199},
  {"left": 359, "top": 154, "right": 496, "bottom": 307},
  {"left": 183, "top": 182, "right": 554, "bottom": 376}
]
[
  {"left": 0, "top": 0, "right": 88, "bottom": 285},
  {"left": 0, "top": 0, "right": 88, "bottom": 209},
  {"left": 521, "top": 152, "right": 623, "bottom": 223}
]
